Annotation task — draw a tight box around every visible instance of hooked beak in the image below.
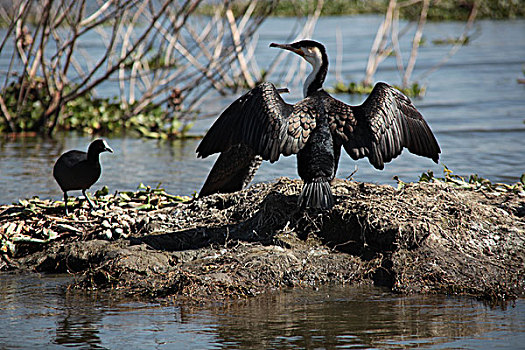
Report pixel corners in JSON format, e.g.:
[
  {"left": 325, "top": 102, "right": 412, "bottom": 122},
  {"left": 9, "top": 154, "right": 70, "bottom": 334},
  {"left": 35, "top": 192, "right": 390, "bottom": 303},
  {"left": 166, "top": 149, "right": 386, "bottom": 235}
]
[{"left": 270, "top": 42, "right": 304, "bottom": 57}]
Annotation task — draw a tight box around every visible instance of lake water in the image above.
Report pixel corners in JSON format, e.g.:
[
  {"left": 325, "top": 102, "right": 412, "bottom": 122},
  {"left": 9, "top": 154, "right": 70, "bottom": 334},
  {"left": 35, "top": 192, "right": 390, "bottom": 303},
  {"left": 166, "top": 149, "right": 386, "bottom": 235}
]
[
  {"left": 1, "top": 274, "right": 524, "bottom": 349},
  {"left": 1, "top": 16, "right": 524, "bottom": 204},
  {"left": 1, "top": 15, "right": 524, "bottom": 349}
]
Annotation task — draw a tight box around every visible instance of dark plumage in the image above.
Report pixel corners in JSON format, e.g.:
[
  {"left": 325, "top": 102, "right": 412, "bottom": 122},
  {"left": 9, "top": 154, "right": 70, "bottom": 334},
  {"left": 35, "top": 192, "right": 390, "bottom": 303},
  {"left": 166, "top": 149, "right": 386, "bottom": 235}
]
[
  {"left": 53, "top": 139, "right": 113, "bottom": 214},
  {"left": 199, "top": 144, "right": 263, "bottom": 197},
  {"left": 197, "top": 40, "right": 440, "bottom": 209}
]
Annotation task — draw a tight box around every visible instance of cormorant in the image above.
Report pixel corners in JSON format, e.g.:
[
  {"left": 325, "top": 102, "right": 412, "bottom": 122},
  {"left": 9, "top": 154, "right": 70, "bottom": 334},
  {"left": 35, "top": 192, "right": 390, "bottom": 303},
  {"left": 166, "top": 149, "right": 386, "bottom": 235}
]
[
  {"left": 53, "top": 139, "right": 113, "bottom": 214},
  {"left": 197, "top": 40, "right": 440, "bottom": 209}
]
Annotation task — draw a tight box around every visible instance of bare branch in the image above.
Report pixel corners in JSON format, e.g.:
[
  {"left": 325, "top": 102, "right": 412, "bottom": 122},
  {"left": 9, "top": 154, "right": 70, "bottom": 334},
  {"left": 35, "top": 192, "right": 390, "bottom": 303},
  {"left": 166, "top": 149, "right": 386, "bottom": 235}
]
[
  {"left": 226, "top": 7, "right": 255, "bottom": 88},
  {"left": 0, "top": 94, "right": 15, "bottom": 132},
  {"left": 403, "top": 0, "right": 429, "bottom": 87},
  {"left": 0, "top": 0, "right": 280, "bottom": 134},
  {"left": 363, "top": 0, "right": 397, "bottom": 86},
  {"left": 79, "top": 0, "right": 113, "bottom": 27},
  {"left": 418, "top": 1, "right": 479, "bottom": 82}
]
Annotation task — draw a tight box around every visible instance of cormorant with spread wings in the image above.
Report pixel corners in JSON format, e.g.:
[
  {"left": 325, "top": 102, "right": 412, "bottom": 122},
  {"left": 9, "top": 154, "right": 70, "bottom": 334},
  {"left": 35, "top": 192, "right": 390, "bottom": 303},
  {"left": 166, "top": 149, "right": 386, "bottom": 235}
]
[{"left": 197, "top": 40, "right": 440, "bottom": 209}]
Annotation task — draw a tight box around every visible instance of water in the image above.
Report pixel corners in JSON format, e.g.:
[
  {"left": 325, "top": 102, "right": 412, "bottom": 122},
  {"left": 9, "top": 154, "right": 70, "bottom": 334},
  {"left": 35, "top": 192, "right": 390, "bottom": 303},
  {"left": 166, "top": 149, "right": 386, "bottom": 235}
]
[
  {"left": 1, "top": 16, "right": 524, "bottom": 348},
  {"left": 1, "top": 16, "right": 524, "bottom": 204},
  {"left": 0, "top": 274, "right": 524, "bottom": 349}
]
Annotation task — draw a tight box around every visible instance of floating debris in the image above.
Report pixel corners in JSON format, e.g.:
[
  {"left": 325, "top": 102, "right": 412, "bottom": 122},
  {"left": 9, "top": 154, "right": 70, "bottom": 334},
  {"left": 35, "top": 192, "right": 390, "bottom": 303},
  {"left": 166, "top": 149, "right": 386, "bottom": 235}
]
[
  {"left": 0, "top": 184, "right": 191, "bottom": 260},
  {"left": 417, "top": 165, "right": 525, "bottom": 195},
  {"left": 331, "top": 81, "right": 426, "bottom": 98}
]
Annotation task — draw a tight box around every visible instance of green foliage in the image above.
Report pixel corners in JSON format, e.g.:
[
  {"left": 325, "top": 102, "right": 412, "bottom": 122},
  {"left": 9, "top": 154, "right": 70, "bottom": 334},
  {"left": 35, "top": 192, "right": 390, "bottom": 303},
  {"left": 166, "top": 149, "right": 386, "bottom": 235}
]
[
  {"left": 331, "top": 81, "right": 426, "bottom": 98},
  {"left": 432, "top": 36, "right": 470, "bottom": 46},
  {"left": 2, "top": 0, "right": 525, "bottom": 30},
  {"left": 197, "top": 1, "right": 276, "bottom": 17},
  {"left": 453, "top": 0, "right": 525, "bottom": 20},
  {"left": 0, "top": 78, "right": 48, "bottom": 132},
  {"left": 122, "top": 51, "right": 177, "bottom": 70},
  {"left": 332, "top": 81, "right": 373, "bottom": 95},
  {"left": 272, "top": 0, "right": 382, "bottom": 16},
  {"left": 0, "top": 79, "right": 195, "bottom": 139},
  {"left": 115, "top": 183, "right": 190, "bottom": 211},
  {"left": 268, "top": 0, "right": 525, "bottom": 20},
  {"left": 63, "top": 95, "right": 196, "bottom": 138},
  {"left": 418, "top": 165, "right": 525, "bottom": 194}
]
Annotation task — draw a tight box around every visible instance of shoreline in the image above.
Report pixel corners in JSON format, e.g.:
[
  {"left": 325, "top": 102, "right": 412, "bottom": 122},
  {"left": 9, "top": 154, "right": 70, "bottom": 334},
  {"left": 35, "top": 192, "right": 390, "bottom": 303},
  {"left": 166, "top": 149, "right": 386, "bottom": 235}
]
[{"left": 1, "top": 178, "right": 524, "bottom": 303}]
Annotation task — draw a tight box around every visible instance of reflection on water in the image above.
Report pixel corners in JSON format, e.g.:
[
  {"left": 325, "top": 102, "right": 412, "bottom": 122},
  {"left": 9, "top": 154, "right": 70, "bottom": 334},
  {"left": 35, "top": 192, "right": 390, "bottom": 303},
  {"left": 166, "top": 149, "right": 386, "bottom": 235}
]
[
  {"left": 0, "top": 274, "right": 524, "bottom": 349},
  {"left": 209, "top": 287, "right": 525, "bottom": 349}
]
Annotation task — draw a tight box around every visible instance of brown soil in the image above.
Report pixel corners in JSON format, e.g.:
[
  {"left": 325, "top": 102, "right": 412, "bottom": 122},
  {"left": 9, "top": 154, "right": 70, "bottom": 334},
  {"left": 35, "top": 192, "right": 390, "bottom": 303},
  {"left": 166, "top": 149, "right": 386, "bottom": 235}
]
[{"left": 1, "top": 178, "right": 524, "bottom": 302}]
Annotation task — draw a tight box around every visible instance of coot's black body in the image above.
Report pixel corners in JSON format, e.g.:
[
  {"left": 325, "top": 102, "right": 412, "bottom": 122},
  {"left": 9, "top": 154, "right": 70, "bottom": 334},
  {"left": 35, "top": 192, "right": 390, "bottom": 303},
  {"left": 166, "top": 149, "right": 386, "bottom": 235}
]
[{"left": 53, "top": 139, "right": 113, "bottom": 214}]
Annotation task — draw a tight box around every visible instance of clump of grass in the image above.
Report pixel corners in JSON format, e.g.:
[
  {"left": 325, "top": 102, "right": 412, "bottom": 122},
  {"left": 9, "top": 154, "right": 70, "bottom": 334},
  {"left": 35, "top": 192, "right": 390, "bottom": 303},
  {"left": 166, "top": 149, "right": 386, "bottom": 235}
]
[
  {"left": 432, "top": 36, "right": 470, "bottom": 45},
  {"left": 331, "top": 81, "right": 426, "bottom": 98}
]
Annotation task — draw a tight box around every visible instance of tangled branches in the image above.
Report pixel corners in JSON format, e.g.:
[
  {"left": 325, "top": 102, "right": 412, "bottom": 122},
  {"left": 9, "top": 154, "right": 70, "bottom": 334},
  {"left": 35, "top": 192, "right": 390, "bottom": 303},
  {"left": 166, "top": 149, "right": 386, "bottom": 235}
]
[{"left": 0, "top": 0, "right": 276, "bottom": 135}]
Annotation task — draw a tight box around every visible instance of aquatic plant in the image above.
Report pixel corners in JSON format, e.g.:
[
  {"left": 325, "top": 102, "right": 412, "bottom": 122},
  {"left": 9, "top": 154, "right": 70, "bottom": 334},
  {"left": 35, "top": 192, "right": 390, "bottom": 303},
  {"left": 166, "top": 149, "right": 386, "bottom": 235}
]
[
  {"left": 331, "top": 81, "right": 426, "bottom": 97},
  {"left": 417, "top": 165, "right": 525, "bottom": 194},
  {"left": 432, "top": 36, "right": 471, "bottom": 46},
  {"left": 0, "top": 183, "right": 190, "bottom": 257},
  {"left": 0, "top": 79, "right": 197, "bottom": 138}
]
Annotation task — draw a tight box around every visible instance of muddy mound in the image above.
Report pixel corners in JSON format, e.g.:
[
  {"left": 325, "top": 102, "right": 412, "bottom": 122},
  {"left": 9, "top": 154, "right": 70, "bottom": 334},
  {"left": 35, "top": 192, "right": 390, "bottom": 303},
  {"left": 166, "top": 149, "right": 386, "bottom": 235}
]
[{"left": 1, "top": 177, "right": 524, "bottom": 302}]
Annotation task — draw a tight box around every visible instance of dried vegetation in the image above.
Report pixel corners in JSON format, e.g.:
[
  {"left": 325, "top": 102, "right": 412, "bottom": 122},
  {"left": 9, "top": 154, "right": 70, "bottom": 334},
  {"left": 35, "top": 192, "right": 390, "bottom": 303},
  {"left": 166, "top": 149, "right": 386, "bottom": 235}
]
[{"left": 1, "top": 176, "right": 524, "bottom": 303}]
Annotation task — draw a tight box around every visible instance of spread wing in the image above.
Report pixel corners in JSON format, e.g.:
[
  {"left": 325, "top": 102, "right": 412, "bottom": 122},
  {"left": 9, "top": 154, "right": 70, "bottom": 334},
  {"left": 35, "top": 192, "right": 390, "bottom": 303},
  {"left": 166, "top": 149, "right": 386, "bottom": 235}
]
[
  {"left": 196, "top": 82, "right": 317, "bottom": 163},
  {"left": 327, "top": 82, "right": 440, "bottom": 169},
  {"left": 199, "top": 144, "right": 262, "bottom": 197}
]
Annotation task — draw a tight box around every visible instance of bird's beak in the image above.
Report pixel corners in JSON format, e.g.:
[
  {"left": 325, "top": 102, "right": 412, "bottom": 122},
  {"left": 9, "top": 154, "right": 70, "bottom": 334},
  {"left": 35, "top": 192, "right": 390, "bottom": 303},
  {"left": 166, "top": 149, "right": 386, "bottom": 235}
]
[
  {"left": 102, "top": 140, "right": 114, "bottom": 153},
  {"left": 270, "top": 42, "right": 304, "bottom": 57}
]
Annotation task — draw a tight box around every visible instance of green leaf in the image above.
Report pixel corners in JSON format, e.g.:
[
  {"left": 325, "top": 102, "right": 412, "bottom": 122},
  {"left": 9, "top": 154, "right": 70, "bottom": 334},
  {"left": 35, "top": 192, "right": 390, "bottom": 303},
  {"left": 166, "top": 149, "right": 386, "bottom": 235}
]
[
  {"left": 419, "top": 171, "right": 434, "bottom": 183},
  {"left": 95, "top": 186, "right": 109, "bottom": 197}
]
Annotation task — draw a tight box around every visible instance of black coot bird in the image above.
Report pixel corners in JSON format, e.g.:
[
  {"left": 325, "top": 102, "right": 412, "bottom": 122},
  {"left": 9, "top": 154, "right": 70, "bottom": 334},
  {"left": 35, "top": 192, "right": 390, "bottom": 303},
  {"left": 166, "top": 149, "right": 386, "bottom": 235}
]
[
  {"left": 196, "top": 40, "right": 440, "bottom": 209},
  {"left": 53, "top": 139, "right": 113, "bottom": 214}
]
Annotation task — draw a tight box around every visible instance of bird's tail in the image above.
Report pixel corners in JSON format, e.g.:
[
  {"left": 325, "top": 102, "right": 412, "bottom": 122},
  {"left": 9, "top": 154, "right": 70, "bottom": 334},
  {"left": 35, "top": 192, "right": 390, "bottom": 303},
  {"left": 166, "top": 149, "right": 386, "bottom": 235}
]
[{"left": 298, "top": 180, "right": 334, "bottom": 210}]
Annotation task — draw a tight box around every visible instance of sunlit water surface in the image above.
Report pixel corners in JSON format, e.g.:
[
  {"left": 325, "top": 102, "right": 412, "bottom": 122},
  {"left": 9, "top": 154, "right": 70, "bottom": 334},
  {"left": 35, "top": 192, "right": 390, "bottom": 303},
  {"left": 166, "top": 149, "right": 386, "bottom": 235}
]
[
  {"left": 0, "top": 16, "right": 524, "bottom": 349},
  {"left": 0, "top": 274, "right": 524, "bottom": 349},
  {"left": 0, "top": 17, "right": 524, "bottom": 204}
]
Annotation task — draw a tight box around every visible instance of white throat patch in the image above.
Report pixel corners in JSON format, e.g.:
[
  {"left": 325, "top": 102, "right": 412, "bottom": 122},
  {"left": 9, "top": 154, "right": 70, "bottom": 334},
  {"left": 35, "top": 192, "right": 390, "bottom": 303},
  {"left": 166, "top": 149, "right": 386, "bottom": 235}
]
[{"left": 303, "top": 47, "right": 323, "bottom": 97}]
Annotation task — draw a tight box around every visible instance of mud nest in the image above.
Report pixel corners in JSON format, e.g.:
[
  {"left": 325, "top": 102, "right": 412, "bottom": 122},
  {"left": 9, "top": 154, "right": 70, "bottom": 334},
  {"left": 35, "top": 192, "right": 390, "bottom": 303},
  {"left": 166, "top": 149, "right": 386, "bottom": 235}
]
[{"left": 1, "top": 178, "right": 524, "bottom": 303}]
